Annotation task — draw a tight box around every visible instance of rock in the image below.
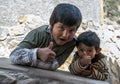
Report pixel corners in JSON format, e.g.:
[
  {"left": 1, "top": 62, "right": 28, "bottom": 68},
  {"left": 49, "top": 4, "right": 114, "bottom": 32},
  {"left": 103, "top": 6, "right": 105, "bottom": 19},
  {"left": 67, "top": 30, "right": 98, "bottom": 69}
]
[{"left": 0, "top": 58, "right": 110, "bottom": 84}]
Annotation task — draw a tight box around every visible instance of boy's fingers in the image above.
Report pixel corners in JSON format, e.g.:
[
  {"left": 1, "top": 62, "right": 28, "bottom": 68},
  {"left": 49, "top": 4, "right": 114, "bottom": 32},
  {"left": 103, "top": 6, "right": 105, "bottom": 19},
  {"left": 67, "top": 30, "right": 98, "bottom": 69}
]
[
  {"left": 50, "top": 51, "right": 56, "bottom": 57},
  {"left": 48, "top": 42, "right": 53, "bottom": 49},
  {"left": 46, "top": 53, "right": 56, "bottom": 62}
]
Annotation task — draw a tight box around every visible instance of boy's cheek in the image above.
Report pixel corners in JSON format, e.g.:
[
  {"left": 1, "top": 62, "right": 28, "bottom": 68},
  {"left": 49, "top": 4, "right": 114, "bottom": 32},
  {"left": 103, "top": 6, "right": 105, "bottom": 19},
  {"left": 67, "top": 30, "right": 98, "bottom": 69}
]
[
  {"left": 78, "top": 53, "right": 84, "bottom": 57},
  {"left": 69, "top": 35, "right": 75, "bottom": 40}
]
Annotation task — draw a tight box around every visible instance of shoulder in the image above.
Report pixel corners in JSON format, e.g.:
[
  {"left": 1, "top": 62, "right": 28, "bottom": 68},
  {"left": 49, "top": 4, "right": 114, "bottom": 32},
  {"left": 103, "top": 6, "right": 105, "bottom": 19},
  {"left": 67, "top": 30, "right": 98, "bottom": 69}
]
[
  {"left": 29, "top": 25, "right": 50, "bottom": 36},
  {"left": 34, "top": 25, "right": 49, "bottom": 32},
  {"left": 92, "top": 54, "right": 108, "bottom": 69},
  {"left": 23, "top": 25, "right": 51, "bottom": 41},
  {"left": 92, "top": 53, "right": 107, "bottom": 63}
]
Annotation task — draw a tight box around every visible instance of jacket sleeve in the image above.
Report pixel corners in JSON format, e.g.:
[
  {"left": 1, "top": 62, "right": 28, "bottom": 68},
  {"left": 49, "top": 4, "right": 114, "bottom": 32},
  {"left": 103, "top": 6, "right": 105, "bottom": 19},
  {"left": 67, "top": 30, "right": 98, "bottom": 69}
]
[
  {"left": 9, "top": 46, "right": 59, "bottom": 70},
  {"left": 69, "top": 57, "right": 108, "bottom": 80}
]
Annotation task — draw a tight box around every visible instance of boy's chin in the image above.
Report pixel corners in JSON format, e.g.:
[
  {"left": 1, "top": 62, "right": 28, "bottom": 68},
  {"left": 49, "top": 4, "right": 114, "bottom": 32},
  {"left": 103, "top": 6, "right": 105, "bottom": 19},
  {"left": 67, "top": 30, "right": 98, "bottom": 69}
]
[
  {"left": 56, "top": 41, "right": 66, "bottom": 46},
  {"left": 56, "top": 39, "right": 72, "bottom": 45},
  {"left": 57, "top": 43, "right": 65, "bottom": 46}
]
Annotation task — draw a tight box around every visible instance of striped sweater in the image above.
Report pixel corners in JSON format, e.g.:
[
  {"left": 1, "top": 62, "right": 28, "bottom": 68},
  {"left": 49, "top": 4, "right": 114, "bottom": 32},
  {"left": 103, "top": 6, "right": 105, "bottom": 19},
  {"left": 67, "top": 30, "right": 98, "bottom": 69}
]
[{"left": 69, "top": 52, "right": 108, "bottom": 80}]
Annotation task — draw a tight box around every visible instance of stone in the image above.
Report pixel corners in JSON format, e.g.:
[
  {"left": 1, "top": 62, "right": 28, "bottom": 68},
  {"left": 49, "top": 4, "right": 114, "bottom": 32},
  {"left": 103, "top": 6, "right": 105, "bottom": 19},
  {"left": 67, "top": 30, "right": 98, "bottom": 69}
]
[{"left": 0, "top": 58, "right": 110, "bottom": 84}]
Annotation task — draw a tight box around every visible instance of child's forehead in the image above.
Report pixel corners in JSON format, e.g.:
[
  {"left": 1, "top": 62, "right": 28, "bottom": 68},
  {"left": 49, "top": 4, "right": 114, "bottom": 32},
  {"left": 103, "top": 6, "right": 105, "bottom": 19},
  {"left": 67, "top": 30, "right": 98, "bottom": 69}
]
[
  {"left": 55, "top": 22, "right": 77, "bottom": 29},
  {"left": 63, "top": 25, "right": 77, "bottom": 29},
  {"left": 78, "top": 43, "right": 95, "bottom": 49}
]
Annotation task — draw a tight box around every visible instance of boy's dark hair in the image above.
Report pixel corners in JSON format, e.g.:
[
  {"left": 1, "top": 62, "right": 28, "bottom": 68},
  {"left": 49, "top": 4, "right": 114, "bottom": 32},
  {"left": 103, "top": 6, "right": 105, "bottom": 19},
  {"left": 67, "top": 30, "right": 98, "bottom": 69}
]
[
  {"left": 50, "top": 3, "right": 82, "bottom": 29},
  {"left": 76, "top": 31, "right": 100, "bottom": 50}
]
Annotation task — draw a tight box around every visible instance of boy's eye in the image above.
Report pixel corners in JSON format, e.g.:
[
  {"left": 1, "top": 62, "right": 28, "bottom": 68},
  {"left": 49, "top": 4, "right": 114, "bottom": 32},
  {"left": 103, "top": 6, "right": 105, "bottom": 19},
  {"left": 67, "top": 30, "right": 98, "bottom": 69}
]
[
  {"left": 70, "top": 29, "right": 76, "bottom": 33},
  {"left": 79, "top": 49, "right": 84, "bottom": 52},
  {"left": 59, "top": 26, "right": 64, "bottom": 31},
  {"left": 88, "top": 49, "right": 92, "bottom": 52}
]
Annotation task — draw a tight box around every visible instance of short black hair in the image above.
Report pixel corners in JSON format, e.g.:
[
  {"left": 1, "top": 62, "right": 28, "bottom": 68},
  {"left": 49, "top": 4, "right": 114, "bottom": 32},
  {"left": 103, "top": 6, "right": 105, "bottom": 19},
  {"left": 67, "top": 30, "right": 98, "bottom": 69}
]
[
  {"left": 50, "top": 3, "right": 82, "bottom": 29},
  {"left": 76, "top": 31, "right": 100, "bottom": 50}
]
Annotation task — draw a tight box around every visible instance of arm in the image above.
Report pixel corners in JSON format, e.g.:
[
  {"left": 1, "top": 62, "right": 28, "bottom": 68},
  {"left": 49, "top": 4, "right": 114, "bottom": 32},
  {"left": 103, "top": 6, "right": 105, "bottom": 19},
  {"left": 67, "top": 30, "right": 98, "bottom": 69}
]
[
  {"left": 9, "top": 26, "right": 60, "bottom": 70},
  {"left": 9, "top": 46, "right": 59, "bottom": 70},
  {"left": 69, "top": 58, "right": 108, "bottom": 80}
]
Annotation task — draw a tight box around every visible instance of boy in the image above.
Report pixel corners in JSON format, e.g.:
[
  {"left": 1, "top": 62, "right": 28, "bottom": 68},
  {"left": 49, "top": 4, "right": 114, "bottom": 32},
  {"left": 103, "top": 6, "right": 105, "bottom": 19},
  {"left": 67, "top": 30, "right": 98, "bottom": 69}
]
[
  {"left": 69, "top": 31, "right": 108, "bottom": 80},
  {"left": 9, "top": 3, "right": 82, "bottom": 71}
]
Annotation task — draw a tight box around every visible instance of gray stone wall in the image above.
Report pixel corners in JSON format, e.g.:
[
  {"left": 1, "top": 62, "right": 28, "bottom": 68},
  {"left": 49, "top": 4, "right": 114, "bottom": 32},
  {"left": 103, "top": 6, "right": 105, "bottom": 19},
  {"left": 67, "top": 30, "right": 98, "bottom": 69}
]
[
  {"left": 0, "top": 0, "right": 102, "bottom": 26},
  {"left": 0, "top": 58, "right": 110, "bottom": 84}
]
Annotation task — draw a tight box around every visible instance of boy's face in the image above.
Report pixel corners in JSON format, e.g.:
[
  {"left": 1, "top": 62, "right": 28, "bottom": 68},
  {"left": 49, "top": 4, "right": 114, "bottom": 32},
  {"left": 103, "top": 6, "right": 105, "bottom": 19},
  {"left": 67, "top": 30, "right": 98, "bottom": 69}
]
[
  {"left": 77, "top": 43, "right": 98, "bottom": 59},
  {"left": 52, "top": 22, "right": 77, "bottom": 45}
]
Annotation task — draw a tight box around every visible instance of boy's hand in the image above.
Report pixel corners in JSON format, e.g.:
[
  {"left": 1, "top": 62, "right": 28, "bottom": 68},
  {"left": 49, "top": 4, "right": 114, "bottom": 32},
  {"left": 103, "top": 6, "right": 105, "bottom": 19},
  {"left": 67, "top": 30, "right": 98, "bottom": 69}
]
[
  {"left": 37, "top": 42, "right": 56, "bottom": 62},
  {"left": 46, "top": 42, "right": 55, "bottom": 62},
  {"left": 80, "top": 55, "right": 91, "bottom": 66},
  {"left": 48, "top": 41, "right": 53, "bottom": 49}
]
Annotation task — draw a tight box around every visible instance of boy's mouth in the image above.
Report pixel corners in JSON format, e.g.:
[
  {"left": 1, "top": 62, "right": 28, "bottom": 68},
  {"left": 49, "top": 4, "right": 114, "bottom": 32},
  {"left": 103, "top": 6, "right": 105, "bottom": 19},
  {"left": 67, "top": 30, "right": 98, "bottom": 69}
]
[{"left": 59, "top": 38, "right": 66, "bottom": 42}]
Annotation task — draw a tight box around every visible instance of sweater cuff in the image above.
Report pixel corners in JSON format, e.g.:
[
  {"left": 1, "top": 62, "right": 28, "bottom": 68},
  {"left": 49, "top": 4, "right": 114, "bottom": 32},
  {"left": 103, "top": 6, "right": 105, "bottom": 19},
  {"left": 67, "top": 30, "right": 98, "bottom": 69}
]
[{"left": 31, "top": 48, "right": 38, "bottom": 66}]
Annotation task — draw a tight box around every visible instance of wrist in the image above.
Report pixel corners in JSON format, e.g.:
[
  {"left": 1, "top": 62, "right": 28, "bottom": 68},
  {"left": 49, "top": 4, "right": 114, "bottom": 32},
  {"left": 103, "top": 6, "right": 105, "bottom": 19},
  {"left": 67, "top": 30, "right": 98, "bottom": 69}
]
[
  {"left": 31, "top": 48, "right": 38, "bottom": 66},
  {"left": 37, "top": 48, "right": 41, "bottom": 59},
  {"left": 79, "top": 59, "right": 89, "bottom": 69}
]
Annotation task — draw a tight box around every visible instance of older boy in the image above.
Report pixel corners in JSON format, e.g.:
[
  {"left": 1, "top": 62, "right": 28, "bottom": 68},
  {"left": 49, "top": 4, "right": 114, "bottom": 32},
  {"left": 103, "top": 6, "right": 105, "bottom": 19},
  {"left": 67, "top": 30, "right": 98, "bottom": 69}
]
[{"left": 9, "top": 3, "right": 82, "bottom": 70}]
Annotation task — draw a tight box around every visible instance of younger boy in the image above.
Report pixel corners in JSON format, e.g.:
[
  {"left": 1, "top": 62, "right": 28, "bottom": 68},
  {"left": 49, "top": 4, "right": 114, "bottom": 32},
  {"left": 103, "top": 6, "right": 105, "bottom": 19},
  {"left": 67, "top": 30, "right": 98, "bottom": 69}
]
[
  {"left": 69, "top": 31, "right": 108, "bottom": 80},
  {"left": 9, "top": 3, "right": 82, "bottom": 71}
]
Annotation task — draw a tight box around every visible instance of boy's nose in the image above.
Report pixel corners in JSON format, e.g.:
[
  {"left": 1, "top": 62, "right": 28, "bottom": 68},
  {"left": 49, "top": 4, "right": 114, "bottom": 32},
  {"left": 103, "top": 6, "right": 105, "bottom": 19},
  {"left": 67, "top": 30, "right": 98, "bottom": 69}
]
[
  {"left": 62, "top": 30, "right": 69, "bottom": 39},
  {"left": 83, "top": 51, "right": 87, "bottom": 55}
]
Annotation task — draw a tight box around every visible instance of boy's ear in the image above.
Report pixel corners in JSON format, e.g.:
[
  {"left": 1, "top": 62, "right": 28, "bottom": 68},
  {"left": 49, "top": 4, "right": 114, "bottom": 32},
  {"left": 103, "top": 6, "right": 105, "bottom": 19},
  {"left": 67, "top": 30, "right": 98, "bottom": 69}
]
[{"left": 96, "top": 48, "right": 101, "bottom": 55}]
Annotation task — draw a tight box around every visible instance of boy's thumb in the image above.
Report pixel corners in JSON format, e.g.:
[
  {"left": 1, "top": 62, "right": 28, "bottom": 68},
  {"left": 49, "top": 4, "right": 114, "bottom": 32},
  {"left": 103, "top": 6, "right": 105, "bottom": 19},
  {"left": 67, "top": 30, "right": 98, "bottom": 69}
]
[{"left": 48, "top": 42, "right": 53, "bottom": 49}]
